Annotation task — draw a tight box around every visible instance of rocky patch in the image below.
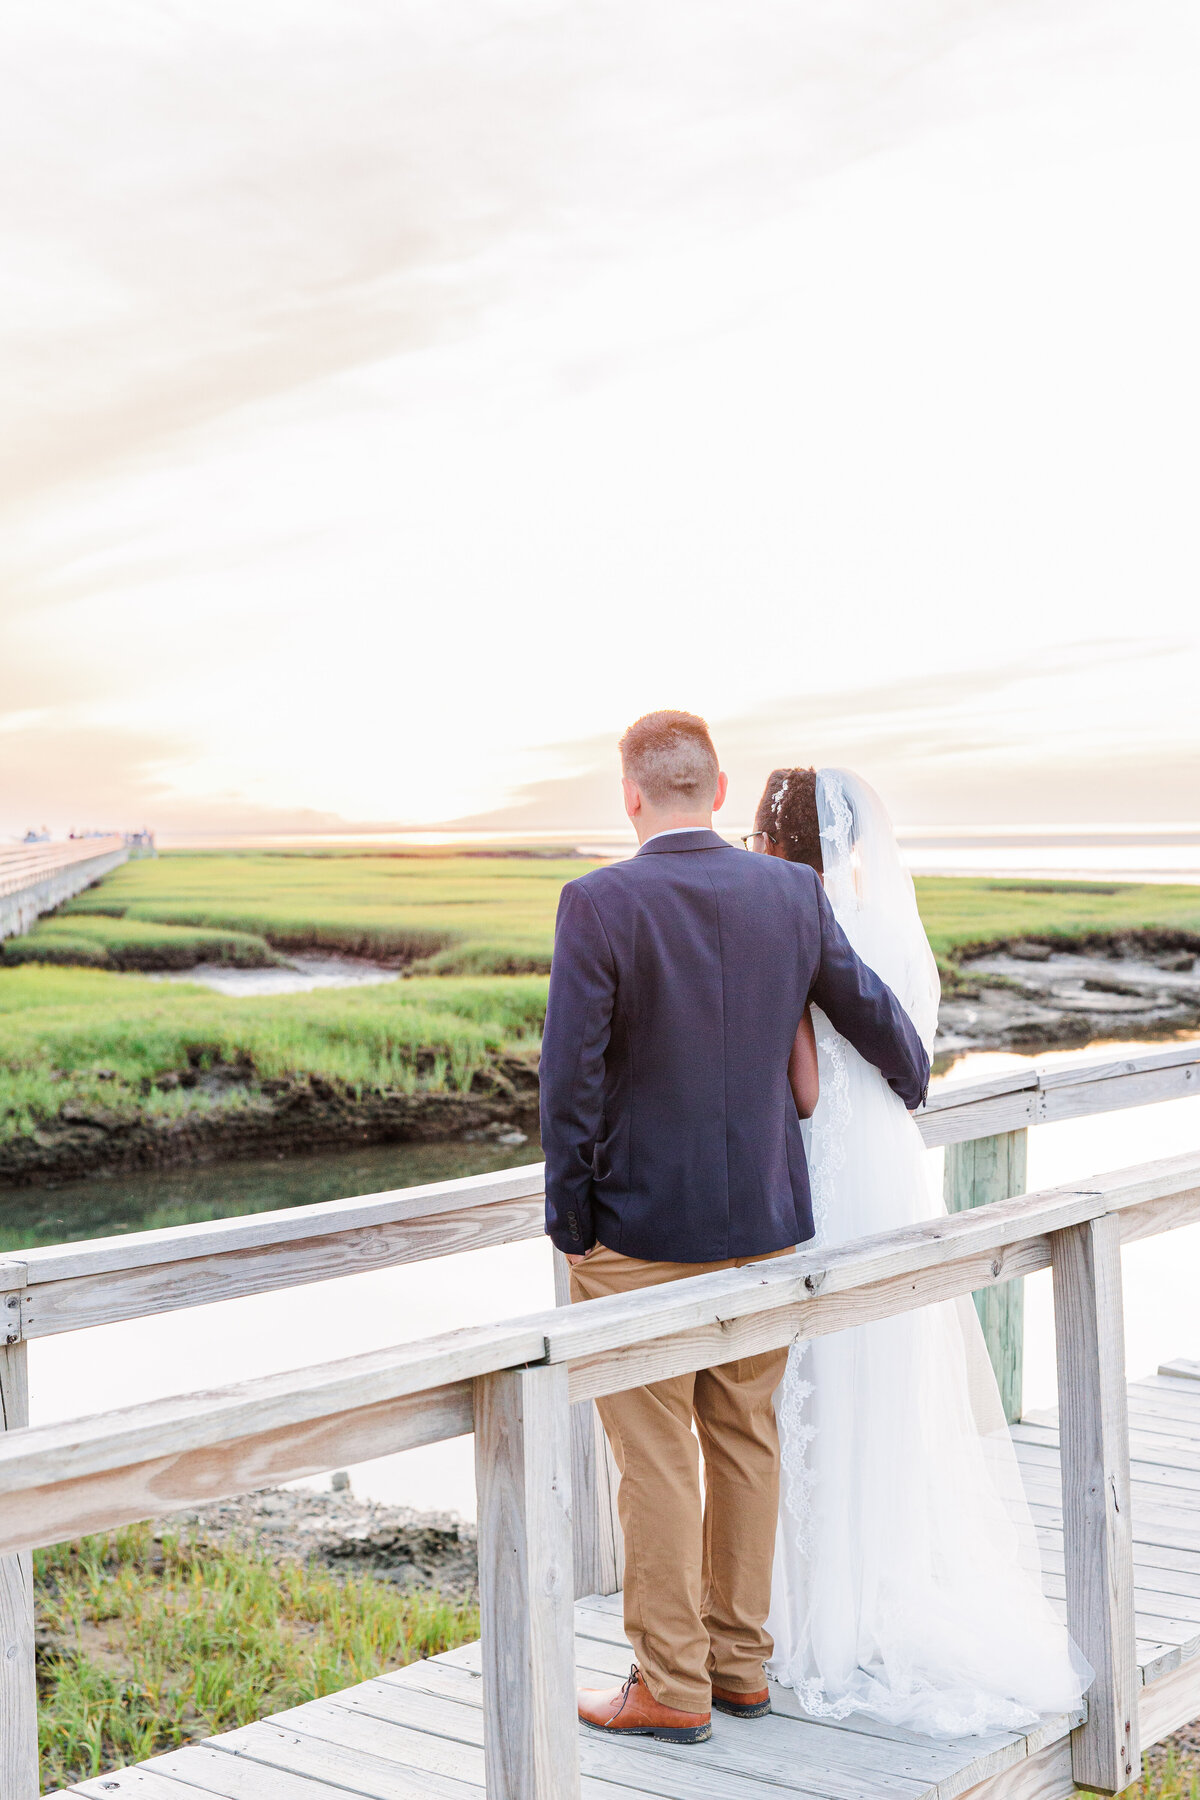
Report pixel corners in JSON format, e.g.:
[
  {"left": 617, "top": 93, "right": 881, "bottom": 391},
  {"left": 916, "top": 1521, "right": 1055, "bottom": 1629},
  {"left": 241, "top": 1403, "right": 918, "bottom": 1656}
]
[{"left": 937, "top": 938, "right": 1200, "bottom": 1056}]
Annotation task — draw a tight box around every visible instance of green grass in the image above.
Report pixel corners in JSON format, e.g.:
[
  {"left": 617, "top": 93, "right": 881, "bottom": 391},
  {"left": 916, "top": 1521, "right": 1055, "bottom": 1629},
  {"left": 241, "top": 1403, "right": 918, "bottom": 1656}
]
[
  {"left": 60, "top": 849, "right": 599, "bottom": 973},
  {"left": 1117, "top": 1751, "right": 1200, "bottom": 1800},
  {"left": 42, "top": 850, "right": 1200, "bottom": 980},
  {"left": 0, "top": 964, "right": 548, "bottom": 1146},
  {"left": 2, "top": 912, "right": 281, "bottom": 972},
  {"left": 913, "top": 877, "right": 1200, "bottom": 979},
  {"left": 35, "top": 1524, "right": 478, "bottom": 1789},
  {"left": 4, "top": 855, "right": 1199, "bottom": 1150}
]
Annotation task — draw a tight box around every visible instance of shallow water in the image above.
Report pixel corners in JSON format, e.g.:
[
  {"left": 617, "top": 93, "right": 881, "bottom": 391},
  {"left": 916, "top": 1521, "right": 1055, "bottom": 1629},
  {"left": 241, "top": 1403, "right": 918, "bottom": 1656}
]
[
  {"left": 17, "top": 1040, "right": 1200, "bottom": 1522},
  {"left": 0, "top": 1134, "right": 537, "bottom": 1253},
  {"left": 150, "top": 952, "right": 401, "bottom": 996}
]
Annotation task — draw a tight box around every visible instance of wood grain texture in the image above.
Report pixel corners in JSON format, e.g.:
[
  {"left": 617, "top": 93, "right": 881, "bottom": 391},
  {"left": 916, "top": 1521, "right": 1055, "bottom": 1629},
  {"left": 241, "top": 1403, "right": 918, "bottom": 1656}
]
[
  {"left": 19, "top": 1166, "right": 547, "bottom": 1287},
  {"left": 0, "top": 1321, "right": 538, "bottom": 1499},
  {"left": 67, "top": 1767, "right": 213, "bottom": 1800},
  {"left": 23, "top": 1200, "right": 546, "bottom": 1340},
  {"left": 473, "top": 1363, "right": 579, "bottom": 1800},
  {"left": 0, "top": 1382, "right": 472, "bottom": 1560},
  {"left": 952, "top": 1740, "right": 1075, "bottom": 1800},
  {"left": 568, "top": 1236, "right": 1055, "bottom": 1405},
  {"left": 0, "top": 1340, "right": 37, "bottom": 1800},
  {"left": 916, "top": 1044, "right": 1200, "bottom": 1149},
  {"left": 943, "top": 1128, "right": 1028, "bottom": 1421},
  {"left": 1138, "top": 1651, "right": 1200, "bottom": 1747},
  {"left": 1051, "top": 1213, "right": 1140, "bottom": 1794},
  {"left": 188, "top": 1723, "right": 481, "bottom": 1800}
]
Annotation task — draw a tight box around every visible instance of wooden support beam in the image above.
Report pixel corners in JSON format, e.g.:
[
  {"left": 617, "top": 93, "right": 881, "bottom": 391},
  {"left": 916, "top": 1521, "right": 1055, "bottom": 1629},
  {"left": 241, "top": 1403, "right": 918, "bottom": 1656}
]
[
  {"left": 474, "top": 1362, "right": 580, "bottom": 1800},
  {"left": 1051, "top": 1214, "right": 1140, "bottom": 1793},
  {"left": 553, "top": 1250, "right": 623, "bottom": 1599},
  {"left": 0, "top": 1332, "right": 37, "bottom": 1800},
  {"left": 944, "top": 1128, "right": 1028, "bottom": 1421}
]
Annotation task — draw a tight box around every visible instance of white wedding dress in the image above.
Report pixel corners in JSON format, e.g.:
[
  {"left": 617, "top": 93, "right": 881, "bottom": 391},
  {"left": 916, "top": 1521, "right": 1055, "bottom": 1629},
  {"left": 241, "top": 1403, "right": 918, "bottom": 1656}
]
[{"left": 766, "top": 769, "right": 1091, "bottom": 1736}]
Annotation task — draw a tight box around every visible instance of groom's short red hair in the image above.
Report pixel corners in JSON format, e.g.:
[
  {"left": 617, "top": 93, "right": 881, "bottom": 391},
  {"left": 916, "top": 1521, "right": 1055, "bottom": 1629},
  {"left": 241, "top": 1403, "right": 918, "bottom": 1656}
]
[{"left": 619, "top": 710, "right": 720, "bottom": 808}]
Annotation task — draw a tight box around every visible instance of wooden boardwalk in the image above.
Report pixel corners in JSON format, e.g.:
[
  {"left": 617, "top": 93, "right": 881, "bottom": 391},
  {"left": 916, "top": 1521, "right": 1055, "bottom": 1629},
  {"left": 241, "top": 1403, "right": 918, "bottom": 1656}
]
[
  {"left": 56, "top": 1362, "right": 1200, "bottom": 1800},
  {"left": 5, "top": 1042, "right": 1199, "bottom": 1800}
]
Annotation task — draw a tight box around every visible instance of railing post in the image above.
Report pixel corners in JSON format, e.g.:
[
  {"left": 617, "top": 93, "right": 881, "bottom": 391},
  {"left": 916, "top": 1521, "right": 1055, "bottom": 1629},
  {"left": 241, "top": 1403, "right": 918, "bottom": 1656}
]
[
  {"left": 945, "top": 1128, "right": 1028, "bottom": 1421},
  {"left": 474, "top": 1361, "right": 580, "bottom": 1800},
  {"left": 1051, "top": 1214, "right": 1140, "bottom": 1794},
  {"left": 0, "top": 1309, "right": 38, "bottom": 1800},
  {"left": 552, "top": 1249, "right": 624, "bottom": 1597}
]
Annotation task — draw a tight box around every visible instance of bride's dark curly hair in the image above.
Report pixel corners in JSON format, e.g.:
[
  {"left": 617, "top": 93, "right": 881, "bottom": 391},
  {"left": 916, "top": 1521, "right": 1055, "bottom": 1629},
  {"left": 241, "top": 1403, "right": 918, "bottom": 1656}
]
[{"left": 754, "top": 767, "right": 822, "bottom": 872}]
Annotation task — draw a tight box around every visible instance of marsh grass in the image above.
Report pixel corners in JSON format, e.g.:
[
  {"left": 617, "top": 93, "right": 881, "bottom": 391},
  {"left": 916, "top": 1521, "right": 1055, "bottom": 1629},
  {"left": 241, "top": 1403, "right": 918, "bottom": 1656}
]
[
  {"left": 35, "top": 1524, "right": 478, "bottom": 1788},
  {"left": 5, "top": 855, "right": 1199, "bottom": 1147},
  {"left": 0, "top": 964, "right": 547, "bottom": 1143},
  {"left": 915, "top": 876, "right": 1200, "bottom": 981},
  {"left": 61, "top": 849, "right": 595, "bottom": 973},
  {"left": 3, "top": 913, "right": 281, "bottom": 972},
  {"left": 46, "top": 850, "right": 1200, "bottom": 980}
]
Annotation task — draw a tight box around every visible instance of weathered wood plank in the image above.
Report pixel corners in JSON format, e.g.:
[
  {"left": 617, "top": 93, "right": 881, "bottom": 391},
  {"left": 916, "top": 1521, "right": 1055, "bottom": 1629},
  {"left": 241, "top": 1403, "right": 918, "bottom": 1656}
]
[
  {"left": 1160, "top": 1359, "right": 1200, "bottom": 1383},
  {"left": 568, "top": 1236, "right": 1055, "bottom": 1405},
  {"left": 228, "top": 1706, "right": 665, "bottom": 1800},
  {"left": 139, "top": 1743, "right": 366, "bottom": 1800},
  {"left": 19, "top": 1166, "right": 547, "bottom": 1286},
  {"left": 266, "top": 1696, "right": 494, "bottom": 1792},
  {"left": 67, "top": 1767, "right": 216, "bottom": 1800},
  {"left": 409, "top": 1649, "right": 953, "bottom": 1790},
  {"left": 203, "top": 1721, "right": 483, "bottom": 1799},
  {"left": 1139, "top": 1651, "right": 1200, "bottom": 1747},
  {"left": 943, "top": 1128, "right": 1028, "bottom": 1421},
  {"left": 474, "top": 1362, "right": 579, "bottom": 1800},
  {"left": 0, "top": 1318, "right": 539, "bottom": 1499},
  {"left": 952, "top": 1739, "right": 1074, "bottom": 1800},
  {"left": 23, "top": 1199, "right": 546, "bottom": 1339},
  {"left": 326, "top": 1677, "right": 821, "bottom": 1800},
  {"left": 1051, "top": 1214, "right": 1140, "bottom": 1793},
  {"left": 0, "top": 1337, "right": 37, "bottom": 1800},
  {"left": 0, "top": 1381, "right": 472, "bottom": 1559}
]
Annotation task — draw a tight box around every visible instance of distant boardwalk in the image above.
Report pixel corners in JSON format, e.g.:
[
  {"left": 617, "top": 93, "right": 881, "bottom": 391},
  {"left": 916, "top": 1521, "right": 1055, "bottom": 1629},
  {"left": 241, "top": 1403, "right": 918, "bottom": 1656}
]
[{"left": 0, "top": 835, "right": 129, "bottom": 941}]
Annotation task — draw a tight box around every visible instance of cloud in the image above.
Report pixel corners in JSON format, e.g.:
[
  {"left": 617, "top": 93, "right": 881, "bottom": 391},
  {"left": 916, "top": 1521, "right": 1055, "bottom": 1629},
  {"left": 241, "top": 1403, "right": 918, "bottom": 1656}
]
[
  {"left": 439, "top": 644, "right": 1200, "bottom": 829},
  {"left": 0, "top": 717, "right": 408, "bottom": 839}
]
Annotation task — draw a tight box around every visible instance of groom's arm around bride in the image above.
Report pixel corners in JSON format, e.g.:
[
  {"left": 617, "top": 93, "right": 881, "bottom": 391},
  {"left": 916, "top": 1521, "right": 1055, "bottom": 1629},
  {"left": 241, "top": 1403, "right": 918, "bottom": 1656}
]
[{"left": 540, "top": 711, "right": 929, "bottom": 1744}]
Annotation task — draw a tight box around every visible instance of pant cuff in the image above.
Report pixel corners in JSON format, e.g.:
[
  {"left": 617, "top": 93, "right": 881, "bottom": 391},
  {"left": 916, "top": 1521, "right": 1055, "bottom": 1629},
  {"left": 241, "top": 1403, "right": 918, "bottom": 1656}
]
[{"left": 639, "top": 1665, "right": 712, "bottom": 1714}]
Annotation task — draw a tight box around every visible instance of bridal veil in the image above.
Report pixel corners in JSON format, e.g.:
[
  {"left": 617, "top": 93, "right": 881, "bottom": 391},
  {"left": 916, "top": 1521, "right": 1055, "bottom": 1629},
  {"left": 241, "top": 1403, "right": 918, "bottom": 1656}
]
[{"left": 765, "top": 768, "right": 1092, "bottom": 1735}]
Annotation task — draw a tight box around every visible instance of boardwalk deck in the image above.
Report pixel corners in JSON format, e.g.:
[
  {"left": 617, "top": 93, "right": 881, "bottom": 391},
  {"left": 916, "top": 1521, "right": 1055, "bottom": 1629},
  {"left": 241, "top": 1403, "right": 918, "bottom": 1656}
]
[{"left": 53, "top": 1368, "right": 1200, "bottom": 1800}]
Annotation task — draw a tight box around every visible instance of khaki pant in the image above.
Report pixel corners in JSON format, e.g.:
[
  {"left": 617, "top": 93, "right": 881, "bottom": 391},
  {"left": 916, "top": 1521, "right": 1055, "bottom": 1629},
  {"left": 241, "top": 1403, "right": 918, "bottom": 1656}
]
[{"left": 570, "top": 1244, "right": 792, "bottom": 1713}]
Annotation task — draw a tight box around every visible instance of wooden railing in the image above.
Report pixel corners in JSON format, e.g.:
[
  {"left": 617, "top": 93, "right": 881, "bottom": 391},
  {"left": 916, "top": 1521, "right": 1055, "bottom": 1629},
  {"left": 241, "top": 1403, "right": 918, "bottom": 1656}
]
[{"left": 1, "top": 1042, "right": 1198, "bottom": 1800}]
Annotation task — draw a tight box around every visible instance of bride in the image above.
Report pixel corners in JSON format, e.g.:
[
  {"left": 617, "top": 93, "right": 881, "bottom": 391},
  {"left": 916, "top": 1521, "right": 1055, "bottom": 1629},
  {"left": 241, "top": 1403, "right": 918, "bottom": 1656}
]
[{"left": 750, "top": 766, "right": 1091, "bottom": 1736}]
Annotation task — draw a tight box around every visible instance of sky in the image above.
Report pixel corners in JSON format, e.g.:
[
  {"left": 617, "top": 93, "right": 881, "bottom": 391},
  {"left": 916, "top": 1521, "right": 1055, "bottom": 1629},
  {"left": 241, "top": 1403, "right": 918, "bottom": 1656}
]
[{"left": 2, "top": 0, "right": 1198, "bottom": 838}]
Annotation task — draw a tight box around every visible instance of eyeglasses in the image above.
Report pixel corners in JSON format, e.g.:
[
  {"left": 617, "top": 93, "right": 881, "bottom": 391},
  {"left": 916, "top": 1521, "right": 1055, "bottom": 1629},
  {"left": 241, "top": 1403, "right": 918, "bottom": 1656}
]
[{"left": 740, "top": 831, "right": 777, "bottom": 850}]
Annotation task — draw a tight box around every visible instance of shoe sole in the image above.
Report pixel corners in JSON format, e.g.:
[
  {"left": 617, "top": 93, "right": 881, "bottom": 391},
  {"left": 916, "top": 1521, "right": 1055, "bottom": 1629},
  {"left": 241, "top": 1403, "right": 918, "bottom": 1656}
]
[
  {"left": 711, "top": 1696, "right": 772, "bottom": 1719},
  {"left": 581, "top": 1719, "right": 713, "bottom": 1743}
]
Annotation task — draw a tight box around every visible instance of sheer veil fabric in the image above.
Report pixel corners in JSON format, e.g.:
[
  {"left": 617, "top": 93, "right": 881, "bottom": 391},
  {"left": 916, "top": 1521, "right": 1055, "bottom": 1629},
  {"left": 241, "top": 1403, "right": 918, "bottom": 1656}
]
[{"left": 765, "top": 769, "right": 1092, "bottom": 1735}]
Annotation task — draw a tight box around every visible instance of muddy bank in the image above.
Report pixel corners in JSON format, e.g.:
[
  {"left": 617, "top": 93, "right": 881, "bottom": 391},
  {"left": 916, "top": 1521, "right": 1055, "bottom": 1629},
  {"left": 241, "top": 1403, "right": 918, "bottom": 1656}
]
[
  {"left": 8, "top": 932, "right": 1200, "bottom": 1186},
  {"left": 937, "top": 933, "right": 1200, "bottom": 1055},
  {"left": 0, "top": 1055, "right": 540, "bottom": 1187},
  {"left": 160, "top": 1486, "right": 479, "bottom": 1601}
]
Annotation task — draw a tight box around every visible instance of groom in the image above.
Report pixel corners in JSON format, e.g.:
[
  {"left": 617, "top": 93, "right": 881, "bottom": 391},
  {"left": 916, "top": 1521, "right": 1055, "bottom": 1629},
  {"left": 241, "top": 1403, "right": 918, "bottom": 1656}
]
[{"left": 541, "top": 711, "right": 930, "bottom": 1742}]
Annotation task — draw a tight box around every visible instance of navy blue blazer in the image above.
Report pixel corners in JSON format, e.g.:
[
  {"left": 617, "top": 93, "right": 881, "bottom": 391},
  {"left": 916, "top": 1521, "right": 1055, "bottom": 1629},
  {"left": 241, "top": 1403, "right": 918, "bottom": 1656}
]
[{"left": 540, "top": 828, "right": 931, "bottom": 1261}]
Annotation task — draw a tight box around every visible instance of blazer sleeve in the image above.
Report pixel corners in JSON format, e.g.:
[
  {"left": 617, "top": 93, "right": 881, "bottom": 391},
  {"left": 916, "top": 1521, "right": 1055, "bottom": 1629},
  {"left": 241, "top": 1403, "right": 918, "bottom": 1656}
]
[
  {"left": 808, "top": 872, "right": 931, "bottom": 1110},
  {"left": 540, "top": 880, "right": 617, "bottom": 1254}
]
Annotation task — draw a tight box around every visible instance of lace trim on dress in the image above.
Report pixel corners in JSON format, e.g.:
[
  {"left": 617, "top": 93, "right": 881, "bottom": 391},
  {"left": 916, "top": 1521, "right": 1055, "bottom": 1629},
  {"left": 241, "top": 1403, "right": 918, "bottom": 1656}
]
[{"left": 776, "top": 1017, "right": 851, "bottom": 1562}]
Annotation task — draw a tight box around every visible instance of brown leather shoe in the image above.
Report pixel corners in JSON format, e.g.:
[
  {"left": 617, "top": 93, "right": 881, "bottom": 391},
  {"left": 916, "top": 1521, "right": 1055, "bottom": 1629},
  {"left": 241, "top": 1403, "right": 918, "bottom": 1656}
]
[
  {"left": 578, "top": 1665, "right": 712, "bottom": 1743},
  {"left": 711, "top": 1681, "right": 771, "bottom": 1719}
]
